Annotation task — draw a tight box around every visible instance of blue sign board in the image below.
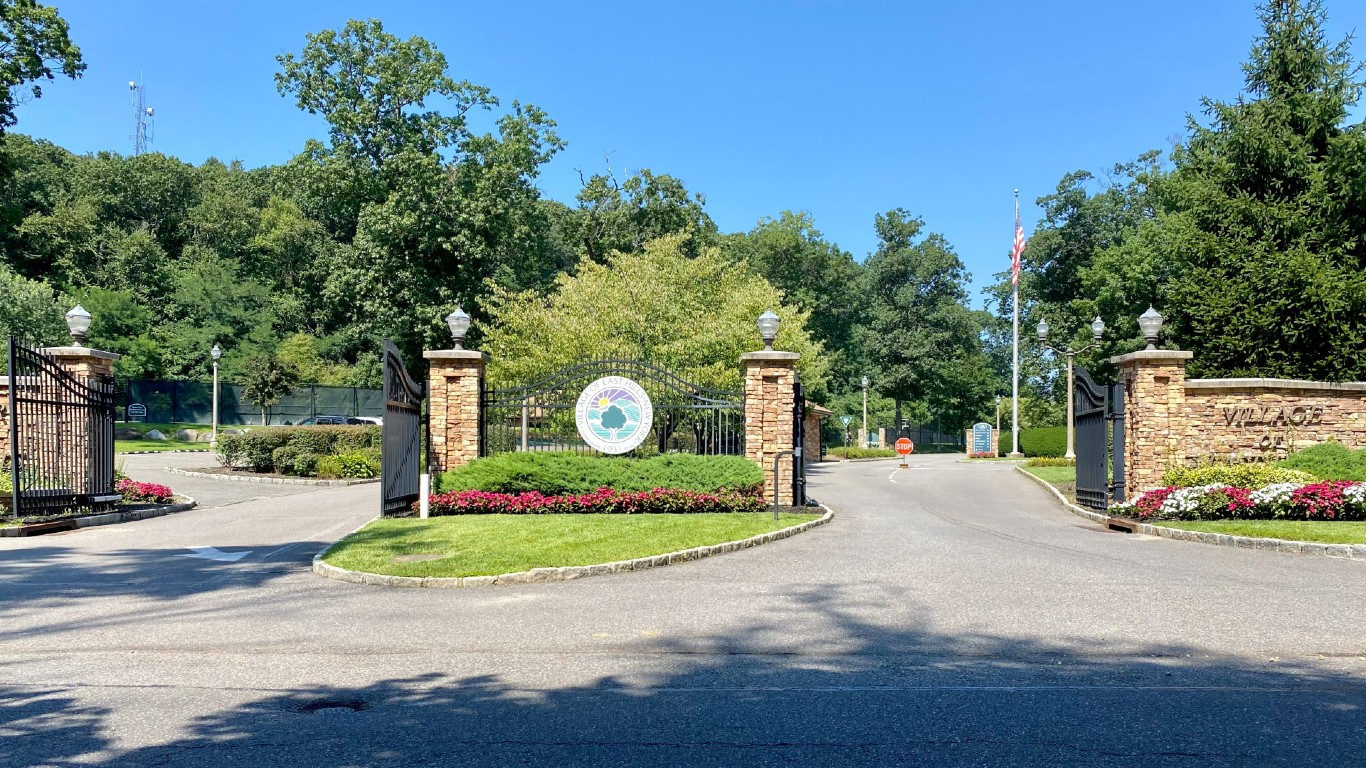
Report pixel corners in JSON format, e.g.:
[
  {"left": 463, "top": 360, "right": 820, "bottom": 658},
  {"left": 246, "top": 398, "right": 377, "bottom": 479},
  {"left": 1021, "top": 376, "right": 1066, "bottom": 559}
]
[{"left": 971, "top": 422, "right": 994, "bottom": 455}]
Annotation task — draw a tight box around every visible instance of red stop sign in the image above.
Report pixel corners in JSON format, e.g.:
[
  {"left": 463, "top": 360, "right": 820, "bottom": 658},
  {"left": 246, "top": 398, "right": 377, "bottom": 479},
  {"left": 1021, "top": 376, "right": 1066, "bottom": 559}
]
[{"left": 895, "top": 437, "right": 914, "bottom": 456}]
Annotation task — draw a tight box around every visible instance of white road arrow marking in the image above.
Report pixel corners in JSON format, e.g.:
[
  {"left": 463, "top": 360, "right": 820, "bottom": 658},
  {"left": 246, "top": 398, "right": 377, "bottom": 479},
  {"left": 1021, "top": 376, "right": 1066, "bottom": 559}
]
[{"left": 178, "top": 546, "right": 251, "bottom": 563}]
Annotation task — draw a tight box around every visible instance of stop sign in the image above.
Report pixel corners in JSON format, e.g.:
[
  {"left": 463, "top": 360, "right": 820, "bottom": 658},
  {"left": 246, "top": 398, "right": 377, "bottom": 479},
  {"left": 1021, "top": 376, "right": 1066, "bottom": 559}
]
[{"left": 895, "top": 437, "right": 914, "bottom": 456}]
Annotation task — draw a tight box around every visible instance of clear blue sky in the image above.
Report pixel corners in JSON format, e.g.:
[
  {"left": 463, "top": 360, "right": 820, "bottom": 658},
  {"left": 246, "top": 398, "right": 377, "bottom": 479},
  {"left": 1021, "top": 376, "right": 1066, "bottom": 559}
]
[{"left": 13, "top": 1, "right": 1366, "bottom": 307}]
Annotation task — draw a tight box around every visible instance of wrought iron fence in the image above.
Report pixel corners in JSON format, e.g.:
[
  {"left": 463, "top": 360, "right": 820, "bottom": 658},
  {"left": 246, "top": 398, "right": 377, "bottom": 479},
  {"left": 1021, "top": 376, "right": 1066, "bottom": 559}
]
[
  {"left": 481, "top": 360, "right": 744, "bottom": 457},
  {"left": 6, "top": 337, "right": 117, "bottom": 520}
]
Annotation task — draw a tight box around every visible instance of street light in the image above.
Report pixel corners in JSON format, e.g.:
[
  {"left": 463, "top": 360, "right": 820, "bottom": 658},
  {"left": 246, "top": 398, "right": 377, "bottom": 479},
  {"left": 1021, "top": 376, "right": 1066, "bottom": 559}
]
[
  {"left": 445, "top": 307, "right": 472, "bottom": 349},
  {"left": 757, "top": 310, "right": 780, "bottom": 350},
  {"left": 1138, "top": 306, "right": 1164, "bottom": 350},
  {"left": 210, "top": 343, "right": 222, "bottom": 447},
  {"left": 65, "top": 305, "right": 92, "bottom": 346},
  {"left": 1037, "top": 316, "right": 1105, "bottom": 460},
  {"left": 861, "top": 376, "right": 869, "bottom": 448}
]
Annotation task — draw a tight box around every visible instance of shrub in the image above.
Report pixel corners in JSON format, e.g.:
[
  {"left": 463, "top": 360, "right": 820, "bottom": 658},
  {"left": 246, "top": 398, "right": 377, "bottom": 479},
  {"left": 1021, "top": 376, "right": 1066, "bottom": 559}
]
[
  {"left": 1163, "top": 463, "right": 1315, "bottom": 488},
  {"left": 1278, "top": 442, "right": 1366, "bottom": 481},
  {"left": 1026, "top": 457, "right": 1075, "bottom": 467},
  {"left": 426, "top": 487, "right": 767, "bottom": 516},
  {"left": 438, "top": 452, "right": 764, "bottom": 496},
  {"left": 117, "top": 479, "right": 174, "bottom": 504},
  {"left": 317, "top": 451, "right": 379, "bottom": 480},
  {"left": 272, "top": 446, "right": 300, "bottom": 475},
  {"left": 827, "top": 446, "right": 898, "bottom": 459},
  {"left": 998, "top": 426, "right": 1066, "bottom": 458},
  {"left": 216, "top": 426, "right": 381, "bottom": 474},
  {"left": 293, "top": 452, "right": 320, "bottom": 476}
]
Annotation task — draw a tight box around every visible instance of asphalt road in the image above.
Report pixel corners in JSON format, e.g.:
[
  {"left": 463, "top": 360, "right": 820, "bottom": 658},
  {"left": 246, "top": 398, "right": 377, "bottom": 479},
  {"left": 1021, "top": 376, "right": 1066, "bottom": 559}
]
[{"left": 2, "top": 453, "right": 1364, "bottom": 767}]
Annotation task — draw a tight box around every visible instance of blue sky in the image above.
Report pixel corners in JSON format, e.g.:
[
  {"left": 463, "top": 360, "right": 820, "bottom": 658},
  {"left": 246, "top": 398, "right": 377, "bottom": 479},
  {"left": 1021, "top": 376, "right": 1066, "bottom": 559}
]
[{"left": 13, "top": 1, "right": 1366, "bottom": 307}]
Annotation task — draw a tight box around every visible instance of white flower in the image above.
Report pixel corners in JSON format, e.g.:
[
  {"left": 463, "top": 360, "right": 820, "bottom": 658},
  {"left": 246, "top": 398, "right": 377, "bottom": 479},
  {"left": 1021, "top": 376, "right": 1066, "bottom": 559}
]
[
  {"left": 1250, "top": 483, "right": 1302, "bottom": 506},
  {"left": 1344, "top": 483, "right": 1366, "bottom": 507}
]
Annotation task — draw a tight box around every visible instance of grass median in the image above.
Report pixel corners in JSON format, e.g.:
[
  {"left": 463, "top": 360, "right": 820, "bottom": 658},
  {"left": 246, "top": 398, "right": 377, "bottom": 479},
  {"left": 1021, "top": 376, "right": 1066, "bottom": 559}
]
[
  {"left": 1156, "top": 520, "right": 1366, "bottom": 544},
  {"left": 323, "top": 512, "right": 823, "bottom": 578}
]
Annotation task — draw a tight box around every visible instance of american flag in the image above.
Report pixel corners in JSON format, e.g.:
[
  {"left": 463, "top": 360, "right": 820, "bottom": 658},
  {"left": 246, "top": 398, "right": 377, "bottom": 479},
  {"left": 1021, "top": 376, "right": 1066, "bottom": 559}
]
[{"left": 1010, "top": 203, "right": 1026, "bottom": 286}]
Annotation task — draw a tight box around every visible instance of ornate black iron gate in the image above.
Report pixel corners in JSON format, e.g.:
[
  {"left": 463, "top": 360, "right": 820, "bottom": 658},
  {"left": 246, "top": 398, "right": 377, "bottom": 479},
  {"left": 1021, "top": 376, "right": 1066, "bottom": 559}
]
[
  {"left": 1073, "top": 365, "right": 1126, "bottom": 511},
  {"left": 380, "top": 341, "right": 425, "bottom": 516},
  {"left": 6, "top": 337, "right": 117, "bottom": 519},
  {"left": 480, "top": 360, "right": 744, "bottom": 457}
]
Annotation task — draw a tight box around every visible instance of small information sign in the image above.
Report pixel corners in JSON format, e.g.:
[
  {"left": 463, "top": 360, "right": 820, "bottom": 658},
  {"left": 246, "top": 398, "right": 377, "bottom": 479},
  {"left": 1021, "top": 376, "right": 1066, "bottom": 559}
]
[
  {"left": 970, "top": 422, "right": 994, "bottom": 457},
  {"left": 127, "top": 403, "right": 148, "bottom": 422}
]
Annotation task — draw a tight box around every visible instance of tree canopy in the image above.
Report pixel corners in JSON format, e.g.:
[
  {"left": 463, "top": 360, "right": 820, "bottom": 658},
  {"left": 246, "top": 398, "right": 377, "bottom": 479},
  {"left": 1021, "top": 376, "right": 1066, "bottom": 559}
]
[{"left": 0, "top": 0, "right": 84, "bottom": 132}]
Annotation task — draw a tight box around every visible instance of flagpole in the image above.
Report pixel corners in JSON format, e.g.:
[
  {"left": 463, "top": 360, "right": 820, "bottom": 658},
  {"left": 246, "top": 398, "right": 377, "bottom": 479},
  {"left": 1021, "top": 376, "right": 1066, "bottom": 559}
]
[{"left": 1010, "top": 189, "right": 1022, "bottom": 458}]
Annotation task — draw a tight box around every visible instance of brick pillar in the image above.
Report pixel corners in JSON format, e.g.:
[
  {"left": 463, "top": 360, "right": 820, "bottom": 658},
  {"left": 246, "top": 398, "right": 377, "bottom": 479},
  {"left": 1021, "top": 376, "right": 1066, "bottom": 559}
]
[
  {"left": 1111, "top": 350, "right": 1193, "bottom": 495},
  {"left": 741, "top": 350, "right": 799, "bottom": 503},
  {"left": 40, "top": 346, "right": 121, "bottom": 505},
  {"left": 423, "top": 349, "right": 488, "bottom": 474}
]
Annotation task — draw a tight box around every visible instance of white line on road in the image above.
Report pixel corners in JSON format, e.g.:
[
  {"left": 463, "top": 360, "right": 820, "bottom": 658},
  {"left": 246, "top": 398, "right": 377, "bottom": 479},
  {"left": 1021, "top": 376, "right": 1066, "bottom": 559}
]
[{"left": 178, "top": 546, "right": 252, "bottom": 562}]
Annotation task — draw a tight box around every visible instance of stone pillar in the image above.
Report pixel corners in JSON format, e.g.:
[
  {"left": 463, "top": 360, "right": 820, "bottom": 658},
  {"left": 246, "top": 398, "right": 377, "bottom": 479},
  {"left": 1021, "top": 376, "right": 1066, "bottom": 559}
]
[
  {"left": 741, "top": 350, "right": 799, "bottom": 503},
  {"left": 423, "top": 349, "right": 488, "bottom": 474},
  {"left": 1111, "top": 349, "right": 1193, "bottom": 495}
]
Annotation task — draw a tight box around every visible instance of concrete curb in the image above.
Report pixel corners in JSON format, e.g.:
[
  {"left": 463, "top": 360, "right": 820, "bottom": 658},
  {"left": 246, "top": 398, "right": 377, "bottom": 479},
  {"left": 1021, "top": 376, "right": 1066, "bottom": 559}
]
[
  {"left": 1014, "top": 465, "right": 1366, "bottom": 562},
  {"left": 312, "top": 507, "right": 836, "bottom": 588},
  {"left": 166, "top": 466, "right": 379, "bottom": 487},
  {"left": 0, "top": 495, "right": 197, "bottom": 537}
]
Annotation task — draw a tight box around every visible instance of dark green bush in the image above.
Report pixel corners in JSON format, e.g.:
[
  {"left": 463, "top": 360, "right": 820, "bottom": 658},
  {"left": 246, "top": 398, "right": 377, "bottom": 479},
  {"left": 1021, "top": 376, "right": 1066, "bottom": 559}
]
[
  {"left": 1278, "top": 442, "right": 1366, "bottom": 481},
  {"left": 271, "top": 446, "right": 300, "bottom": 475},
  {"left": 438, "top": 452, "right": 764, "bottom": 496},
  {"left": 316, "top": 451, "right": 379, "bottom": 479},
  {"left": 998, "top": 426, "right": 1067, "bottom": 458},
  {"left": 216, "top": 426, "right": 381, "bottom": 474},
  {"left": 827, "top": 446, "right": 898, "bottom": 459},
  {"left": 293, "top": 452, "right": 320, "bottom": 476}
]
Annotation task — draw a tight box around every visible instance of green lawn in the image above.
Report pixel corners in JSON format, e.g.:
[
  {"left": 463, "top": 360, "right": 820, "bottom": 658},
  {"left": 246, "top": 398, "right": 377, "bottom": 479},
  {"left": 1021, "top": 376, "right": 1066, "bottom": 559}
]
[
  {"left": 116, "top": 421, "right": 212, "bottom": 453},
  {"left": 1021, "top": 465, "right": 1076, "bottom": 485},
  {"left": 1158, "top": 520, "right": 1366, "bottom": 544},
  {"left": 324, "top": 513, "right": 822, "bottom": 578}
]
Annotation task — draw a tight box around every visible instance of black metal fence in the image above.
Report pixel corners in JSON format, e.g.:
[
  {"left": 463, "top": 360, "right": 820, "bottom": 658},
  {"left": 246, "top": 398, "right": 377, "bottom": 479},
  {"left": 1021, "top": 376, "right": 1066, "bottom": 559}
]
[
  {"left": 850, "top": 422, "right": 967, "bottom": 453},
  {"left": 481, "top": 360, "right": 745, "bottom": 457},
  {"left": 6, "top": 337, "right": 117, "bottom": 520},
  {"left": 114, "top": 379, "right": 383, "bottom": 425}
]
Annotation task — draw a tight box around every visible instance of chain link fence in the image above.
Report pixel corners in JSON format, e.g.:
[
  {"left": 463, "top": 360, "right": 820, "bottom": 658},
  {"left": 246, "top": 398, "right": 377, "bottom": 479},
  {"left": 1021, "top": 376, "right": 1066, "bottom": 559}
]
[{"left": 114, "top": 379, "right": 384, "bottom": 425}]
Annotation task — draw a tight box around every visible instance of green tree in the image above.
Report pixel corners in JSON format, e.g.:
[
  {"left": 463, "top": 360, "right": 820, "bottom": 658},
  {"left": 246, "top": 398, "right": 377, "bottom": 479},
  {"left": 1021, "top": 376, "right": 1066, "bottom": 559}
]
[
  {"left": 1161, "top": 0, "right": 1366, "bottom": 380},
  {"left": 0, "top": 261, "right": 63, "bottom": 349},
  {"left": 240, "top": 355, "right": 299, "bottom": 426},
  {"left": 479, "top": 233, "right": 827, "bottom": 393},
  {"left": 572, "top": 168, "right": 716, "bottom": 262},
  {"left": 0, "top": 0, "right": 84, "bottom": 131},
  {"left": 862, "top": 210, "right": 988, "bottom": 431}
]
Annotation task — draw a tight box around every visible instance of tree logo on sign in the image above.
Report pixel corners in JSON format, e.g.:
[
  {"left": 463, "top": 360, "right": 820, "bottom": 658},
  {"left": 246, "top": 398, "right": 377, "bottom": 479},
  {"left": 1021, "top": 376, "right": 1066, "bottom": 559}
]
[{"left": 576, "top": 376, "right": 654, "bottom": 454}]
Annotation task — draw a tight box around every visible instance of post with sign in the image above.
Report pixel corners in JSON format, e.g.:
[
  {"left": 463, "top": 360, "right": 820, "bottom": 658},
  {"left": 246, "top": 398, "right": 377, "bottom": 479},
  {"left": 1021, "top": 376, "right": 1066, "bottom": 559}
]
[
  {"left": 968, "top": 422, "right": 996, "bottom": 458},
  {"left": 127, "top": 403, "right": 147, "bottom": 422},
  {"left": 895, "top": 436, "right": 914, "bottom": 468},
  {"left": 839, "top": 415, "right": 852, "bottom": 449}
]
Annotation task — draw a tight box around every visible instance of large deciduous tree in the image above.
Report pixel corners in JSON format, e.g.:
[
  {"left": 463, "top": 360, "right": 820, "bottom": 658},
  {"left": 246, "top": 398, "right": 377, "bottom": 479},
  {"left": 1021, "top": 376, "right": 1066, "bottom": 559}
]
[
  {"left": 0, "top": 0, "right": 84, "bottom": 132},
  {"left": 478, "top": 233, "right": 827, "bottom": 393}
]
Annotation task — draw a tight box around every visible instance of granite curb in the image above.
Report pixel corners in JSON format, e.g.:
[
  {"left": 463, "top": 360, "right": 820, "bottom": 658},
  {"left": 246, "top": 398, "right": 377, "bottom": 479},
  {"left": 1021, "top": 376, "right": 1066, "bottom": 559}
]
[
  {"left": 1014, "top": 465, "right": 1366, "bottom": 562},
  {"left": 1, "top": 495, "right": 197, "bottom": 537},
  {"left": 166, "top": 466, "right": 380, "bottom": 487},
  {"left": 312, "top": 507, "right": 836, "bottom": 588}
]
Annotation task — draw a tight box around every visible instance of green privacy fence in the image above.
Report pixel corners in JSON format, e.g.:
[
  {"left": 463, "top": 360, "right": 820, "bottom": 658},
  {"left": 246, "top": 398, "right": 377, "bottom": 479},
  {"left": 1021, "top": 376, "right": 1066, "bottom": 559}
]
[{"left": 115, "top": 379, "right": 385, "bottom": 426}]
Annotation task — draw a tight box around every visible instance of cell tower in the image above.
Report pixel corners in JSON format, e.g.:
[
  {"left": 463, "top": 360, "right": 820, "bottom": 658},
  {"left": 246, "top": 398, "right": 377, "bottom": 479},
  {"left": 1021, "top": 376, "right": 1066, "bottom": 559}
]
[{"left": 128, "top": 78, "right": 154, "bottom": 155}]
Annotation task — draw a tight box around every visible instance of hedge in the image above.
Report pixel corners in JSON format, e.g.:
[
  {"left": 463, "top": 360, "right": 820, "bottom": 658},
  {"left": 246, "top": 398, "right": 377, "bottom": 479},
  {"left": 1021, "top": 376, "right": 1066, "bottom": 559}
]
[
  {"left": 216, "top": 426, "right": 381, "bottom": 475},
  {"left": 1278, "top": 443, "right": 1366, "bottom": 482},
  {"left": 827, "top": 446, "right": 898, "bottom": 459},
  {"left": 438, "top": 452, "right": 764, "bottom": 496},
  {"left": 997, "top": 426, "right": 1066, "bottom": 457},
  {"left": 1163, "top": 463, "right": 1314, "bottom": 488}
]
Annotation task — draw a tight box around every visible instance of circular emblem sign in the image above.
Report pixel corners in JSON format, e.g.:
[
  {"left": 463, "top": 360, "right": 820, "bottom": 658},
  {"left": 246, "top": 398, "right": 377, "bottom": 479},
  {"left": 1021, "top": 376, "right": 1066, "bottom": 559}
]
[{"left": 575, "top": 376, "right": 654, "bottom": 454}]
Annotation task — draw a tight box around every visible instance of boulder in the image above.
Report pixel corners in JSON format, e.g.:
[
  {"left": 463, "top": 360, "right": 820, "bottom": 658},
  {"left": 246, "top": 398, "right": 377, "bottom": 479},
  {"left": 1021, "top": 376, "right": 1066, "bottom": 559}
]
[
  {"left": 174, "top": 429, "right": 199, "bottom": 442},
  {"left": 115, "top": 428, "right": 142, "bottom": 440},
  {"left": 143, "top": 429, "right": 168, "bottom": 441}
]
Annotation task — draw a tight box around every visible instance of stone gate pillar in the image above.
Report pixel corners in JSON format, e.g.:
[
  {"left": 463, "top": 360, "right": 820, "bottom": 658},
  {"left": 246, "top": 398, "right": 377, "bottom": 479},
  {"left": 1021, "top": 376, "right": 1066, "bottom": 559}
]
[
  {"left": 740, "top": 350, "right": 799, "bottom": 503},
  {"left": 423, "top": 349, "right": 487, "bottom": 474},
  {"left": 1111, "top": 349, "right": 1192, "bottom": 495}
]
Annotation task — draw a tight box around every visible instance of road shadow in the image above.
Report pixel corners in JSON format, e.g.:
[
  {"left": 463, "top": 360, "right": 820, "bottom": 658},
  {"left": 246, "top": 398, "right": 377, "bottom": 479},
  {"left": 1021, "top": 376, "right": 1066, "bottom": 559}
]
[{"left": 7, "top": 582, "right": 1364, "bottom": 766}]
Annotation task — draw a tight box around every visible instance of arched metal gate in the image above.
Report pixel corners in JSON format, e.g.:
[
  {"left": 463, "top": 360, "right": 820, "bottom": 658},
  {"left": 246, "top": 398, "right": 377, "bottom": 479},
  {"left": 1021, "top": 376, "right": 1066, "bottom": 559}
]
[
  {"left": 380, "top": 341, "right": 424, "bottom": 516},
  {"left": 1073, "top": 365, "right": 1125, "bottom": 511}
]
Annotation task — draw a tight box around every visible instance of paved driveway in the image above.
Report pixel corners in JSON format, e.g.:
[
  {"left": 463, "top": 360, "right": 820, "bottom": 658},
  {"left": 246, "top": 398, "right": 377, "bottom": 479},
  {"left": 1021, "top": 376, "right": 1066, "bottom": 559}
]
[{"left": 2, "top": 454, "right": 1364, "bottom": 766}]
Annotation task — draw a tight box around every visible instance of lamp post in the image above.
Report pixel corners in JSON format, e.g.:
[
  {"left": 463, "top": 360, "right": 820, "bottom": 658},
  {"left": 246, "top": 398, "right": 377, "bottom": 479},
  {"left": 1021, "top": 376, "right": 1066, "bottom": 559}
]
[
  {"left": 861, "top": 376, "right": 869, "bottom": 447},
  {"left": 210, "top": 343, "right": 222, "bottom": 447},
  {"left": 996, "top": 395, "right": 1001, "bottom": 432},
  {"left": 757, "top": 310, "right": 780, "bottom": 351},
  {"left": 445, "top": 307, "right": 472, "bottom": 349},
  {"left": 1037, "top": 315, "right": 1105, "bottom": 460},
  {"left": 65, "top": 305, "right": 92, "bottom": 346},
  {"left": 1138, "top": 306, "right": 1164, "bottom": 350}
]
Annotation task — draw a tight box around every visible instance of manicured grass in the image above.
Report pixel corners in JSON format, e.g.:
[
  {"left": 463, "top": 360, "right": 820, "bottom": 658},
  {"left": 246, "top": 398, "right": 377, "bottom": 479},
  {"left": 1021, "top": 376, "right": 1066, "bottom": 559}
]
[
  {"left": 1021, "top": 465, "right": 1076, "bottom": 485},
  {"left": 117, "top": 438, "right": 205, "bottom": 453},
  {"left": 1159, "top": 520, "right": 1366, "bottom": 544},
  {"left": 324, "top": 513, "right": 821, "bottom": 578}
]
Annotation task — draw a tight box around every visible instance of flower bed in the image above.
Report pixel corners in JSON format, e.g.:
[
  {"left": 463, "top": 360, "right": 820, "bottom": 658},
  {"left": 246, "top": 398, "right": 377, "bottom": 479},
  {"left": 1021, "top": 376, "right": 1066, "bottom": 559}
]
[
  {"left": 117, "top": 479, "right": 175, "bottom": 504},
  {"left": 425, "top": 487, "right": 767, "bottom": 516},
  {"left": 1114, "top": 481, "right": 1366, "bottom": 522}
]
